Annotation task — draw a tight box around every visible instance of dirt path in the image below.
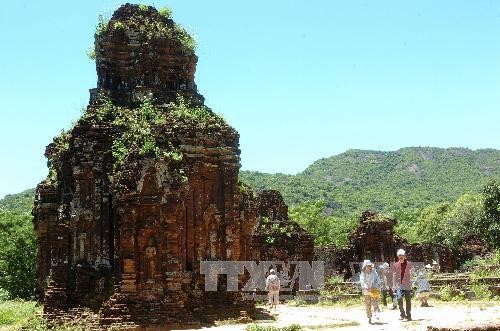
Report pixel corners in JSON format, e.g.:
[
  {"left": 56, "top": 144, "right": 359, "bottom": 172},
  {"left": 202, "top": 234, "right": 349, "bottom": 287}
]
[{"left": 179, "top": 301, "right": 500, "bottom": 331}]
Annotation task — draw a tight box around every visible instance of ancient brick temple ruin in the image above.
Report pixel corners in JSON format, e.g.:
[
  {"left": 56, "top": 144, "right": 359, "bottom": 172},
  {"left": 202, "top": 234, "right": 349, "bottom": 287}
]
[
  {"left": 315, "top": 211, "right": 456, "bottom": 279},
  {"left": 250, "top": 190, "right": 315, "bottom": 293},
  {"left": 32, "top": 4, "right": 272, "bottom": 326},
  {"left": 251, "top": 190, "right": 314, "bottom": 264}
]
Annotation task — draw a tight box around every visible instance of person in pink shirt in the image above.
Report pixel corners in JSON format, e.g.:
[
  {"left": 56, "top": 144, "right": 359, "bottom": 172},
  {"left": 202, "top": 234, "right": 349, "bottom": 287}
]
[{"left": 391, "top": 249, "right": 413, "bottom": 321}]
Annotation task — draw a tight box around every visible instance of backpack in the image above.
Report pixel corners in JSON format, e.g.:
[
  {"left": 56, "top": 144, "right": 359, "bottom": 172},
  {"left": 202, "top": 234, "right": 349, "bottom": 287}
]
[{"left": 269, "top": 276, "right": 280, "bottom": 291}]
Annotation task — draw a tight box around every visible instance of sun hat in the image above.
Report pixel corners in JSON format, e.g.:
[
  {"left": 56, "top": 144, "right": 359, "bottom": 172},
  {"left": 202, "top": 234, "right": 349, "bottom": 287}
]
[{"left": 362, "top": 259, "right": 374, "bottom": 269}]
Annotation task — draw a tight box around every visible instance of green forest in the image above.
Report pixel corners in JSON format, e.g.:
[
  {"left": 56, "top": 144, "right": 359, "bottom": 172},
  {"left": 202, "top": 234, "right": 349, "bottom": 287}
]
[
  {"left": 242, "top": 147, "right": 500, "bottom": 248},
  {"left": 1, "top": 147, "right": 499, "bottom": 300},
  {"left": 241, "top": 147, "right": 500, "bottom": 215},
  {"left": 0, "top": 189, "right": 36, "bottom": 300}
]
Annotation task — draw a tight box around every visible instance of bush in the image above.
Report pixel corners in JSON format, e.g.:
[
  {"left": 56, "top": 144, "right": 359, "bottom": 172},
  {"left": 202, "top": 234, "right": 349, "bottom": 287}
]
[
  {"left": 480, "top": 180, "right": 500, "bottom": 248},
  {"left": 113, "top": 21, "right": 126, "bottom": 31},
  {"left": 394, "top": 193, "right": 486, "bottom": 248},
  {"left": 471, "top": 283, "right": 491, "bottom": 300},
  {"left": 325, "top": 274, "right": 344, "bottom": 285},
  {"left": 439, "top": 284, "right": 464, "bottom": 301},
  {"left": 95, "top": 14, "right": 109, "bottom": 36},
  {"left": 289, "top": 200, "right": 357, "bottom": 246},
  {"left": 0, "top": 210, "right": 36, "bottom": 299},
  {"left": 467, "top": 250, "right": 500, "bottom": 281},
  {"left": 158, "top": 6, "right": 172, "bottom": 19},
  {"left": 86, "top": 47, "right": 96, "bottom": 60},
  {"left": 0, "top": 300, "right": 41, "bottom": 328}
]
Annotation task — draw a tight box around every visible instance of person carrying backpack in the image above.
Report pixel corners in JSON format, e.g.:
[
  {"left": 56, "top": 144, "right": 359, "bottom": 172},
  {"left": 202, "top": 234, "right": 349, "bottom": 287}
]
[{"left": 265, "top": 269, "right": 281, "bottom": 309}]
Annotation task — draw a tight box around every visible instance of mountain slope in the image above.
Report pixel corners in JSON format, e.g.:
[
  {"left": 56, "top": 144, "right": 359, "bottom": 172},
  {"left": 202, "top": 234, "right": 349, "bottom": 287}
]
[
  {"left": 0, "top": 188, "right": 35, "bottom": 215},
  {"left": 240, "top": 147, "right": 500, "bottom": 215}
]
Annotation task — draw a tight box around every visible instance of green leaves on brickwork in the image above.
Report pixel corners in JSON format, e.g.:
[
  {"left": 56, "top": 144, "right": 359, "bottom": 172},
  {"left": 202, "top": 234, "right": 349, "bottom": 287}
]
[
  {"left": 95, "top": 14, "right": 109, "bottom": 36},
  {"left": 113, "top": 21, "right": 126, "bottom": 31},
  {"left": 138, "top": 4, "right": 149, "bottom": 12},
  {"left": 45, "top": 129, "right": 71, "bottom": 184},
  {"left": 103, "top": 98, "right": 171, "bottom": 167},
  {"left": 238, "top": 181, "right": 255, "bottom": 198},
  {"left": 81, "top": 95, "right": 225, "bottom": 172},
  {"left": 86, "top": 47, "right": 96, "bottom": 60},
  {"left": 94, "top": 5, "right": 196, "bottom": 54},
  {"left": 257, "top": 216, "right": 295, "bottom": 245},
  {"left": 168, "top": 95, "right": 226, "bottom": 129},
  {"left": 45, "top": 94, "right": 226, "bottom": 186},
  {"left": 158, "top": 7, "right": 172, "bottom": 19}
]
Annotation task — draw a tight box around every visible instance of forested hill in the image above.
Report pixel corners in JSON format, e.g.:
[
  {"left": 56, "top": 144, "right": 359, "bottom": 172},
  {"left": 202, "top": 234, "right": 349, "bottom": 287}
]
[
  {"left": 0, "top": 188, "right": 35, "bottom": 214},
  {"left": 240, "top": 147, "right": 500, "bottom": 216}
]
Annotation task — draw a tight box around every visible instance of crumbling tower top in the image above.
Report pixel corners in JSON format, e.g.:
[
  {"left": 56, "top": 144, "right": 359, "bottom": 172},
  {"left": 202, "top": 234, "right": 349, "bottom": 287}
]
[{"left": 91, "top": 3, "right": 202, "bottom": 106}]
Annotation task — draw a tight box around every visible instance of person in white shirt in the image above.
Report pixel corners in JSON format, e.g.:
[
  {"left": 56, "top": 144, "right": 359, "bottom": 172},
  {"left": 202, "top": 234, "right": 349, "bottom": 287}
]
[
  {"left": 360, "top": 260, "right": 381, "bottom": 324},
  {"left": 413, "top": 269, "right": 431, "bottom": 307},
  {"left": 265, "top": 269, "right": 281, "bottom": 309}
]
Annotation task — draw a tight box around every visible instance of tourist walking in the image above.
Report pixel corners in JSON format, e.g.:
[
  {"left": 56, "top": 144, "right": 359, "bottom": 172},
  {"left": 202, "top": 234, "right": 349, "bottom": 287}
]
[
  {"left": 414, "top": 269, "right": 431, "bottom": 307},
  {"left": 360, "top": 259, "right": 381, "bottom": 324},
  {"left": 392, "top": 249, "right": 413, "bottom": 321},
  {"left": 379, "top": 262, "right": 398, "bottom": 310},
  {"left": 265, "top": 269, "right": 281, "bottom": 309}
]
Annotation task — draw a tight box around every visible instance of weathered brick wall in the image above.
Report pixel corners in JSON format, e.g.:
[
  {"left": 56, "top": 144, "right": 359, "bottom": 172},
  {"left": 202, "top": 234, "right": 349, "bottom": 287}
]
[
  {"left": 33, "top": 4, "right": 258, "bottom": 327},
  {"left": 251, "top": 190, "right": 314, "bottom": 264},
  {"left": 315, "top": 211, "right": 461, "bottom": 278}
]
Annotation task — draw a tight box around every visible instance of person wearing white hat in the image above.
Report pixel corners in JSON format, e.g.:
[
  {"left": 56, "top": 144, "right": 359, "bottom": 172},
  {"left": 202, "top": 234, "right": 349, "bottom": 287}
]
[
  {"left": 378, "top": 262, "right": 397, "bottom": 310},
  {"left": 414, "top": 269, "right": 431, "bottom": 307},
  {"left": 360, "top": 259, "right": 381, "bottom": 324},
  {"left": 392, "top": 248, "right": 413, "bottom": 321},
  {"left": 265, "top": 269, "right": 280, "bottom": 309}
]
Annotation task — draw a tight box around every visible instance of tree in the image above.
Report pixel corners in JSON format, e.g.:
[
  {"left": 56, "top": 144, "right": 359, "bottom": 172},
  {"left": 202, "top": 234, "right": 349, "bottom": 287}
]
[
  {"left": 289, "top": 200, "right": 357, "bottom": 246},
  {"left": 0, "top": 210, "right": 37, "bottom": 299},
  {"left": 413, "top": 202, "right": 452, "bottom": 245},
  {"left": 480, "top": 180, "right": 500, "bottom": 248},
  {"left": 441, "top": 193, "right": 484, "bottom": 247}
]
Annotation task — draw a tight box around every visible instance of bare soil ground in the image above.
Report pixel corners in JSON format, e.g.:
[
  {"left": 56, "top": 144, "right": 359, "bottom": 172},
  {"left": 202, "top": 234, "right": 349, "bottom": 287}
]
[{"left": 179, "top": 300, "right": 500, "bottom": 331}]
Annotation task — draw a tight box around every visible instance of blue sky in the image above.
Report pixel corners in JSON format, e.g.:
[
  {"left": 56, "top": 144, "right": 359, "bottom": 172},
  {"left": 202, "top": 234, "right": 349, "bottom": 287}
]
[{"left": 1, "top": 1, "right": 499, "bottom": 198}]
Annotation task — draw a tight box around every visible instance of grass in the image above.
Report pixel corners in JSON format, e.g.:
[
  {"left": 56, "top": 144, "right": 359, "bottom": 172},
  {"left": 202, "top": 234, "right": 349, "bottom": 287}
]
[
  {"left": 0, "top": 300, "right": 106, "bottom": 330},
  {"left": 431, "top": 299, "right": 500, "bottom": 309},
  {"left": 316, "top": 295, "right": 364, "bottom": 307},
  {"left": 0, "top": 300, "right": 42, "bottom": 329},
  {"left": 1, "top": 297, "right": 498, "bottom": 330},
  {"left": 246, "top": 324, "right": 302, "bottom": 331},
  {"left": 304, "top": 321, "right": 360, "bottom": 329},
  {"left": 287, "top": 299, "right": 307, "bottom": 307},
  {"left": 468, "top": 250, "right": 500, "bottom": 279}
]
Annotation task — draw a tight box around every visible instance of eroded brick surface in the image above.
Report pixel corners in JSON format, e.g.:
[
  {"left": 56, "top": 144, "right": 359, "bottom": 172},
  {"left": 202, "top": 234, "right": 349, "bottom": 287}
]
[
  {"left": 33, "top": 4, "right": 259, "bottom": 327},
  {"left": 315, "top": 211, "right": 461, "bottom": 278}
]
